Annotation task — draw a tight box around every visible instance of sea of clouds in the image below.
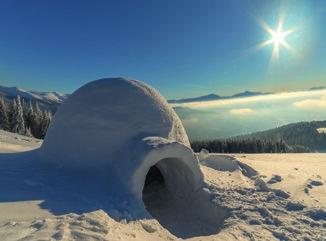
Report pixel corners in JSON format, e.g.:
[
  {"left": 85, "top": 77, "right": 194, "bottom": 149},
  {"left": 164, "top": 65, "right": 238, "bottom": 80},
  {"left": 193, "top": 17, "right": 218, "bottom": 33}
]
[{"left": 173, "top": 89, "right": 326, "bottom": 140}]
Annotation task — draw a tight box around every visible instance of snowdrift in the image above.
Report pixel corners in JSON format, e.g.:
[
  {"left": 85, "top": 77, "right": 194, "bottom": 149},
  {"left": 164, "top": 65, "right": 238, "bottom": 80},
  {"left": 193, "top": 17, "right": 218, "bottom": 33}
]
[{"left": 40, "top": 78, "right": 203, "bottom": 217}]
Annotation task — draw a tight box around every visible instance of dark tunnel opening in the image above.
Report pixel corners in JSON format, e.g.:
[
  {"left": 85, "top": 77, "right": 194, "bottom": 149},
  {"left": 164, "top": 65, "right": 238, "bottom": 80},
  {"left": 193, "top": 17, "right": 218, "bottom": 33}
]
[
  {"left": 144, "top": 165, "right": 165, "bottom": 187},
  {"left": 141, "top": 159, "right": 228, "bottom": 239}
]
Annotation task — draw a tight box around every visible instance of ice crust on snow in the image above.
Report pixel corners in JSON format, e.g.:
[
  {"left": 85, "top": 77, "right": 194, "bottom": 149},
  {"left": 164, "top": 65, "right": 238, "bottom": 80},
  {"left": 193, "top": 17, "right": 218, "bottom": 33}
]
[{"left": 40, "top": 78, "right": 203, "bottom": 216}]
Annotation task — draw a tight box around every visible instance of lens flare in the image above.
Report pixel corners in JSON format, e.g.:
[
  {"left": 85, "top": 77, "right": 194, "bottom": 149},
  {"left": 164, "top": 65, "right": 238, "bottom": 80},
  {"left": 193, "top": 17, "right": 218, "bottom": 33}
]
[{"left": 256, "top": 14, "right": 297, "bottom": 63}]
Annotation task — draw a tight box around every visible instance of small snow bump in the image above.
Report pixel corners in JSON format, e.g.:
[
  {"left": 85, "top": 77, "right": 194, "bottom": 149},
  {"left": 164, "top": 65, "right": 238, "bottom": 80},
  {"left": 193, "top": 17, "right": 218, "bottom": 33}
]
[
  {"left": 248, "top": 219, "right": 262, "bottom": 225},
  {"left": 140, "top": 222, "right": 157, "bottom": 233},
  {"left": 305, "top": 209, "right": 326, "bottom": 221},
  {"left": 310, "top": 180, "right": 323, "bottom": 186},
  {"left": 286, "top": 201, "right": 305, "bottom": 211},
  {"left": 272, "top": 189, "right": 290, "bottom": 199},
  {"left": 267, "top": 175, "right": 283, "bottom": 184},
  {"left": 254, "top": 178, "right": 269, "bottom": 192}
]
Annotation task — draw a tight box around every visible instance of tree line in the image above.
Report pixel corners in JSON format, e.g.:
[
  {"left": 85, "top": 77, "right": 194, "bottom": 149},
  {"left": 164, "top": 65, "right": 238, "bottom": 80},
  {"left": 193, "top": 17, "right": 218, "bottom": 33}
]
[
  {"left": 234, "top": 121, "right": 326, "bottom": 152},
  {"left": 191, "top": 138, "right": 310, "bottom": 153},
  {"left": 0, "top": 96, "right": 52, "bottom": 139}
]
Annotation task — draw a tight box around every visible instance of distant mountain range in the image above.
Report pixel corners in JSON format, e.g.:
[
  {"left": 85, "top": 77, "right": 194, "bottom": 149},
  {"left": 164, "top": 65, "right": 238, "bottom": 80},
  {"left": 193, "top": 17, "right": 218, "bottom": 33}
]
[
  {"left": 1, "top": 85, "right": 272, "bottom": 107},
  {"left": 168, "top": 91, "right": 271, "bottom": 103},
  {"left": 0, "top": 84, "right": 325, "bottom": 108},
  {"left": 309, "top": 86, "right": 326, "bottom": 91},
  {"left": 168, "top": 86, "right": 326, "bottom": 103},
  {"left": 234, "top": 120, "right": 326, "bottom": 152},
  {"left": 0, "top": 85, "right": 68, "bottom": 111}
]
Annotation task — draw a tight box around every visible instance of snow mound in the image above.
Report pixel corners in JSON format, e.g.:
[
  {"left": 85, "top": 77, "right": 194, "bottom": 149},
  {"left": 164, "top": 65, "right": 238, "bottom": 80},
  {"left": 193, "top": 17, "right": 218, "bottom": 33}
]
[
  {"left": 40, "top": 78, "right": 203, "bottom": 217},
  {"left": 199, "top": 153, "right": 239, "bottom": 172},
  {"left": 0, "top": 130, "right": 42, "bottom": 153}
]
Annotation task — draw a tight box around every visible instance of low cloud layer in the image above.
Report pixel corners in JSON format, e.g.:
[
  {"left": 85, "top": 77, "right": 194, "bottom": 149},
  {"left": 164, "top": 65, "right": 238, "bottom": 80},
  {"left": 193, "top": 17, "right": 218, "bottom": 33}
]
[
  {"left": 173, "top": 89, "right": 326, "bottom": 109},
  {"left": 229, "top": 108, "right": 253, "bottom": 115},
  {"left": 293, "top": 95, "right": 326, "bottom": 109},
  {"left": 173, "top": 89, "right": 326, "bottom": 140}
]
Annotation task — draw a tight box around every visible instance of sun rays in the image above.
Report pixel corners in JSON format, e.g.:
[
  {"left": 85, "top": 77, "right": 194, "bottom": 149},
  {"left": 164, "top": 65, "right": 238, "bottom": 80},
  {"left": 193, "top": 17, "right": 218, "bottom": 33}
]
[{"left": 255, "top": 13, "right": 298, "bottom": 63}]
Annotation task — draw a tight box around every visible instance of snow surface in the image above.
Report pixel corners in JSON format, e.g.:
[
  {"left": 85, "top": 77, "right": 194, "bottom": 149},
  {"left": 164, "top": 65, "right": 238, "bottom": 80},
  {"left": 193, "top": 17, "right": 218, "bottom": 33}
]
[
  {"left": 0, "top": 130, "right": 41, "bottom": 153},
  {"left": 0, "top": 132, "right": 326, "bottom": 240},
  {"left": 317, "top": 127, "right": 326, "bottom": 134}
]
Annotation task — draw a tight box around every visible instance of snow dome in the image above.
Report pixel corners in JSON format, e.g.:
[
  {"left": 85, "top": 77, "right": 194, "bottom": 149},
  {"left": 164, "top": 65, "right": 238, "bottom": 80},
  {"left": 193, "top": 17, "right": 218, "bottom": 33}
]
[{"left": 41, "top": 78, "right": 203, "bottom": 216}]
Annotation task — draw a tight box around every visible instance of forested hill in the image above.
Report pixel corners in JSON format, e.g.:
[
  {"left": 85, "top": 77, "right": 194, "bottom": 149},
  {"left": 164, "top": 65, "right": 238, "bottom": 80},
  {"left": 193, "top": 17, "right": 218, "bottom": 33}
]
[{"left": 234, "top": 120, "right": 326, "bottom": 152}]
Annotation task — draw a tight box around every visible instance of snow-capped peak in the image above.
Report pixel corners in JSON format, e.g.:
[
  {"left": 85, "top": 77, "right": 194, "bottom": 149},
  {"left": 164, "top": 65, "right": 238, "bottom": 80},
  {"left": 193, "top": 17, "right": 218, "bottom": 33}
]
[{"left": 0, "top": 85, "right": 68, "bottom": 104}]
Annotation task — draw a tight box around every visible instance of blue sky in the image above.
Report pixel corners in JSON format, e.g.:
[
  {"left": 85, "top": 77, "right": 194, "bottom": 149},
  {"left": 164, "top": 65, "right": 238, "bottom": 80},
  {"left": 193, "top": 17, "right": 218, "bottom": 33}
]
[{"left": 0, "top": 0, "right": 325, "bottom": 98}]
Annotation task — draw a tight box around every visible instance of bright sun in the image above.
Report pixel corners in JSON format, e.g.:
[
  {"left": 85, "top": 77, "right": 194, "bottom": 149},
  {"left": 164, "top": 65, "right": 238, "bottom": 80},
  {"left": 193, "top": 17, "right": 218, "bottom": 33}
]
[
  {"left": 272, "top": 28, "right": 286, "bottom": 46},
  {"left": 256, "top": 15, "right": 296, "bottom": 62}
]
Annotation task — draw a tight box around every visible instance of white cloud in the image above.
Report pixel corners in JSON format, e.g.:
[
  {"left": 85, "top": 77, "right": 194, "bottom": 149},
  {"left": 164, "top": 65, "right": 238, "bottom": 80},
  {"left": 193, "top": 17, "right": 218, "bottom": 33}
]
[
  {"left": 293, "top": 95, "right": 326, "bottom": 109},
  {"left": 183, "top": 117, "right": 200, "bottom": 124},
  {"left": 229, "top": 108, "right": 253, "bottom": 115}
]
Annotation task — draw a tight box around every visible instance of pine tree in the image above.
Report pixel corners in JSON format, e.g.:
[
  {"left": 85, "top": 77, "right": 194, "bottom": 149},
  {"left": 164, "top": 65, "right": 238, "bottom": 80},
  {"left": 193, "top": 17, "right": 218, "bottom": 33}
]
[
  {"left": 32, "top": 103, "right": 43, "bottom": 138},
  {"left": 0, "top": 97, "right": 9, "bottom": 131},
  {"left": 24, "top": 101, "right": 35, "bottom": 135},
  {"left": 9, "top": 98, "right": 17, "bottom": 131},
  {"left": 11, "top": 96, "right": 27, "bottom": 135},
  {"left": 26, "top": 126, "right": 33, "bottom": 137},
  {"left": 39, "top": 110, "right": 52, "bottom": 138}
]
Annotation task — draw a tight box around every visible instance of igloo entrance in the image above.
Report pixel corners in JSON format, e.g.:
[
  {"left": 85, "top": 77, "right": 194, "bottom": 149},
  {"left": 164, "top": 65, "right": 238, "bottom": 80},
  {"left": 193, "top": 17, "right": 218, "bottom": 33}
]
[
  {"left": 142, "top": 157, "right": 197, "bottom": 199},
  {"left": 143, "top": 165, "right": 165, "bottom": 188},
  {"left": 142, "top": 157, "right": 195, "bottom": 206},
  {"left": 142, "top": 157, "right": 197, "bottom": 238},
  {"left": 142, "top": 158, "right": 228, "bottom": 239}
]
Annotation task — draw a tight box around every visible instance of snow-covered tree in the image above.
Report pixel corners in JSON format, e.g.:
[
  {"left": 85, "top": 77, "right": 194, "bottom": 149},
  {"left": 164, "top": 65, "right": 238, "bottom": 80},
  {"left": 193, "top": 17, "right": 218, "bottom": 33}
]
[
  {"left": 39, "top": 110, "right": 52, "bottom": 138},
  {"left": 24, "top": 101, "right": 35, "bottom": 131},
  {"left": 10, "top": 96, "right": 27, "bottom": 135},
  {"left": 31, "top": 103, "right": 43, "bottom": 137},
  {"left": 25, "top": 126, "right": 33, "bottom": 137},
  {"left": 0, "top": 97, "right": 9, "bottom": 131},
  {"left": 1, "top": 96, "right": 54, "bottom": 138}
]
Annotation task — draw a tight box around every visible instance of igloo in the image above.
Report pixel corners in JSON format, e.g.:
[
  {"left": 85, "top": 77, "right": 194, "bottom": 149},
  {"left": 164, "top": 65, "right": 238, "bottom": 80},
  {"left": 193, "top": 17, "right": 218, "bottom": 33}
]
[{"left": 40, "top": 77, "right": 204, "bottom": 217}]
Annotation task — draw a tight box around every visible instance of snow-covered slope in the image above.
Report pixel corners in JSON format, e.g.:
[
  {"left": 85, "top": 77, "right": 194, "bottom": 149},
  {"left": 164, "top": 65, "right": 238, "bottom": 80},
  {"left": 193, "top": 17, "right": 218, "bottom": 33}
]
[
  {"left": 318, "top": 128, "right": 326, "bottom": 134},
  {"left": 0, "top": 85, "right": 68, "bottom": 105},
  {"left": 0, "top": 130, "right": 42, "bottom": 153}
]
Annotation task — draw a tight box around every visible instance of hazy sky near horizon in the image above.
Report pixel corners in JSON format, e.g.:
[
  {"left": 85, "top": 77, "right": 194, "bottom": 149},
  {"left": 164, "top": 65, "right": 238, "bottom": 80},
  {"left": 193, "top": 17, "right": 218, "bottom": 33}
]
[{"left": 0, "top": 0, "right": 325, "bottom": 98}]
